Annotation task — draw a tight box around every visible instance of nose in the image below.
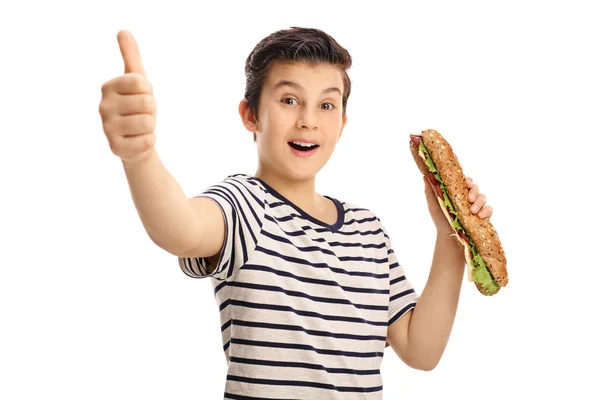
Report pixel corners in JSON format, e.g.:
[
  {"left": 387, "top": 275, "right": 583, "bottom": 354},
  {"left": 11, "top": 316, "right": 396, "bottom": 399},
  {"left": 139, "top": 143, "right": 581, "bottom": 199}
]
[{"left": 296, "top": 106, "right": 318, "bottom": 131}]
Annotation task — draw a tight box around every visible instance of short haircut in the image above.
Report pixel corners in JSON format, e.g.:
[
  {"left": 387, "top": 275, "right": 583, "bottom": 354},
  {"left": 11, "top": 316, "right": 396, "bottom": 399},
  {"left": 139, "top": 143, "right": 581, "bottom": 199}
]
[{"left": 244, "top": 27, "right": 352, "bottom": 141}]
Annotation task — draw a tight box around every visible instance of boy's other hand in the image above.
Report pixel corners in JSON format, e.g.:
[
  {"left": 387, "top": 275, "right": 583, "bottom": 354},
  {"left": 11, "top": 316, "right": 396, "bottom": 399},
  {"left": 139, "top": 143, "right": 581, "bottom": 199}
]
[{"left": 99, "top": 30, "right": 157, "bottom": 165}]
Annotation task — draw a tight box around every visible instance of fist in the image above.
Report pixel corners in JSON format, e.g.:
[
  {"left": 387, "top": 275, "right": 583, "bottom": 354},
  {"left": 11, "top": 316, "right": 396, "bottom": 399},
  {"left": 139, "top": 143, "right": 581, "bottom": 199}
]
[{"left": 99, "top": 30, "right": 157, "bottom": 164}]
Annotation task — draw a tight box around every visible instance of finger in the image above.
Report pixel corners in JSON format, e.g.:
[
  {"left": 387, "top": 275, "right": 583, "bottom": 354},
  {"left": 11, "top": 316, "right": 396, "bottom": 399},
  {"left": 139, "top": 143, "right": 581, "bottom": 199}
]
[
  {"left": 468, "top": 184, "right": 479, "bottom": 203},
  {"left": 478, "top": 205, "right": 493, "bottom": 219},
  {"left": 110, "top": 133, "right": 156, "bottom": 159},
  {"left": 115, "top": 114, "right": 156, "bottom": 137},
  {"left": 117, "top": 93, "right": 156, "bottom": 116},
  {"left": 112, "top": 73, "right": 153, "bottom": 95},
  {"left": 99, "top": 92, "right": 154, "bottom": 117},
  {"left": 118, "top": 30, "right": 146, "bottom": 76},
  {"left": 465, "top": 176, "right": 473, "bottom": 188},
  {"left": 470, "top": 194, "right": 487, "bottom": 214}
]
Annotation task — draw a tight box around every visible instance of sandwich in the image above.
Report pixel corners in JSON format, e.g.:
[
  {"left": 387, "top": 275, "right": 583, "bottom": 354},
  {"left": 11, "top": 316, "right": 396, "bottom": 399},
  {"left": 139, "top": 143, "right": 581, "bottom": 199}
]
[{"left": 409, "top": 129, "right": 508, "bottom": 296}]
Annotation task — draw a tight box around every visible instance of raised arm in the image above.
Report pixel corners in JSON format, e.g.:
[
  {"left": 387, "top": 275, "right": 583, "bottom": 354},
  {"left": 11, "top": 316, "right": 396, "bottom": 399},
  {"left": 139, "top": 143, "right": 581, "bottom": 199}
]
[{"left": 98, "top": 30, "right": 224, "bottom": 259}]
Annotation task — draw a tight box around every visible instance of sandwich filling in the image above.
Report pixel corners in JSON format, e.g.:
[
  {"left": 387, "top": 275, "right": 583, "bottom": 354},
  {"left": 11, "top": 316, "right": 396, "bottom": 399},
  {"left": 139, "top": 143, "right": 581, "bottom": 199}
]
[{"left": 418, "top": 140, "right": 500, "bottom": 295}]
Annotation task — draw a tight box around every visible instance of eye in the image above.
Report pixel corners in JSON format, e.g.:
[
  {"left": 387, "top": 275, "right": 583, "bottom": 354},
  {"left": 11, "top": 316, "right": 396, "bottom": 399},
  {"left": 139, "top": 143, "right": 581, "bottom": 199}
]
[
  {"left": 321, "top": 103, "right": 336, "bottom": 111},
  {"left": 281, "top": 97, "right": 298, "bottom": 106}
]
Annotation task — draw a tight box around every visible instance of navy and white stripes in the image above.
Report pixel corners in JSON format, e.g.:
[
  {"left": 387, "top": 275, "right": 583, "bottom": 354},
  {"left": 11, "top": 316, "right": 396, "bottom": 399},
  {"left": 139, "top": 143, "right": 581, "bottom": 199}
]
[{"left": 179, "top": 174, "right": 418, "bottom": 399}]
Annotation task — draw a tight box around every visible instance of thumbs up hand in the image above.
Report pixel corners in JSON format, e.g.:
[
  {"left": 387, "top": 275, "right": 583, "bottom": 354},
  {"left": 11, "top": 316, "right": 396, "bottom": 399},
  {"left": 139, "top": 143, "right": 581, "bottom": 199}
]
[{"left": 99, "top": 30, "right": 157, "bottom": 164}]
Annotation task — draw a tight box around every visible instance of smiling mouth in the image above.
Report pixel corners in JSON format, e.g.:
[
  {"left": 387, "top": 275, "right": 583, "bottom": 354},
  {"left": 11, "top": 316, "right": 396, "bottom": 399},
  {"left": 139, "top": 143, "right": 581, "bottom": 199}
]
[{"left": 288, "top": 142, "right": 319, "bottom": 152}]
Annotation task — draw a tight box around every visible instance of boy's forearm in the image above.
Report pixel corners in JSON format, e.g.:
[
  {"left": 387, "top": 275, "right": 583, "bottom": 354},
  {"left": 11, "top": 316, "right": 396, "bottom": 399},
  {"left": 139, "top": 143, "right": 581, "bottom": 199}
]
[
  {"left": 121, "top": 149, "right": 200, "bottom": 254},
  {"left": 407, "top": 232, "right": 466, "bottom": 369}
]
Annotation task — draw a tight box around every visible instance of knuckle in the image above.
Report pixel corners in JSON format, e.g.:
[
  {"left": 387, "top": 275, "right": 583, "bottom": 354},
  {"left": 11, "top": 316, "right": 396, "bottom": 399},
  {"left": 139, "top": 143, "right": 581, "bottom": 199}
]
[
  {"left": 113, "top": 76, "right": 129, "bottom": 91},
  {"left": 130, "top": 73, "right": 144, "bottom": 87},
  {"left": 129, "top": 73, "right": 149, "bottom": 92},
  {"left": 142, "top": 133, "right": 156, "bottom": 151},
  {"left": 131, "top": 134, "right": 155, "bottom": 157},
  {"left": 100, "top": 80, "right": 112, "bottom": 94},
  {"left": 146, "top": 79, "right": 154, "bottom": 93},
  {"left": 141, "top": 94, "right": 155, "bottom": 113},
  {"left": 108, "top": 137, "right": 122, "bottom": 154},
  {"left": 102, "top": 77, "right": 121, "bottom": 94},
  {"left": 141, "top": 115, "right": 155, "bottom": 132},
  {"left": 116, "top": 74, "right": 133, "bottom": 92},
  {"left": 98, "top": 100, "right": 110, "bottom": 117}
]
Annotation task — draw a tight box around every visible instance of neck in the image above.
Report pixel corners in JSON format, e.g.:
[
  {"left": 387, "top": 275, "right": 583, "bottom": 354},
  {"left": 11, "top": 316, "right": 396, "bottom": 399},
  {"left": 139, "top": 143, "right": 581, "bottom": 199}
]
[{"left": 254, "top": 167, "right": 321, "bottom": 211}]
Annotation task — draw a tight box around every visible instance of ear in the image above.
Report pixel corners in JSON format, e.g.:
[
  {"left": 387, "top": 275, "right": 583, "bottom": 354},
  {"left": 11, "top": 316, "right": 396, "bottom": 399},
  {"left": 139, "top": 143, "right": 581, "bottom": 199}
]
[
  {"left": 337, "top": 114, "right": 348, "bottom": 142},
  {"left": 239, "top": 98, "right": 259, "bottom": 134}
]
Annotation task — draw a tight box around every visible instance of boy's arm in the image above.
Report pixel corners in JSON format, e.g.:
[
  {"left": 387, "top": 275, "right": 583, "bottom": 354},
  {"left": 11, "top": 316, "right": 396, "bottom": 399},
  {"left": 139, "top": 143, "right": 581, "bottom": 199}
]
[
  {"left": 386, "top": 232, "right": 465, "bottom": 371},
  {"left": 100, "top": 30, "right": 225, "bottom": 262},
  {"left": 122, "top": 148, "right": 225, "bottom": 259}
]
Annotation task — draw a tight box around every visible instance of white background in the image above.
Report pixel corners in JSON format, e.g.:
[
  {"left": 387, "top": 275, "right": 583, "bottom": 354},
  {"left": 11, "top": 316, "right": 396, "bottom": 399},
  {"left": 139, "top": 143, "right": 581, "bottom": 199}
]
[{"left": 1, "top": 0, "right": 598, "bottom": 399}]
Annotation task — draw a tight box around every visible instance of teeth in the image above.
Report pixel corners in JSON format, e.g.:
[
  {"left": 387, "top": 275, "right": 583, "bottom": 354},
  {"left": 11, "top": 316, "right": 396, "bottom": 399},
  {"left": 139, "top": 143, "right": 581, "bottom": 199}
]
[{"left": 292, "top": 141, "right": 317, "bottom": 148}]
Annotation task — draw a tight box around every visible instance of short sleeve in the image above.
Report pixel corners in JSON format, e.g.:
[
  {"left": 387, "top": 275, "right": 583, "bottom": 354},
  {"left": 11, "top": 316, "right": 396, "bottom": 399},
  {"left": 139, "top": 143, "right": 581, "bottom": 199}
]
[
  {"left": 382, "top": 225, "right": 419, "bottom": 326},
  {"left": 178, "top": 174, "right": 265, "bottom": 281}
]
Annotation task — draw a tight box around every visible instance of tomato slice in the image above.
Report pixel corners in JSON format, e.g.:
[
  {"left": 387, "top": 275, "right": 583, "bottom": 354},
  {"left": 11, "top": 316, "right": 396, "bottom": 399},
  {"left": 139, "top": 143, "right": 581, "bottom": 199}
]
[
  {"left": 428, "top": 172, "right": 437, "bottom": 186},
  {"left": 435, "top": 184, "right": 444, "bottom": 199},
  {"left": 410, "top": 134, "right": 422, "bottom": 145}
]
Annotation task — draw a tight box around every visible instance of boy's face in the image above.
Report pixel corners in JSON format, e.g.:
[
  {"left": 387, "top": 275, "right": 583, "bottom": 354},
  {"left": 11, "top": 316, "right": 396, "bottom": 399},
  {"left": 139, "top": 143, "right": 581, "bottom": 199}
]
[{"left": 241, "top": 60, "right": 347, "bottom": 182}]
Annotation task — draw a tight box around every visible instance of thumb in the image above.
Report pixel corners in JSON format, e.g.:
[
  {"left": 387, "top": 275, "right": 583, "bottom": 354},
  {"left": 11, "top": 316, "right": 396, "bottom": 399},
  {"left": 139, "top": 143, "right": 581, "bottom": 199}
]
[{"left": 117, "top": 30, "right": 146, "bottom": 76}]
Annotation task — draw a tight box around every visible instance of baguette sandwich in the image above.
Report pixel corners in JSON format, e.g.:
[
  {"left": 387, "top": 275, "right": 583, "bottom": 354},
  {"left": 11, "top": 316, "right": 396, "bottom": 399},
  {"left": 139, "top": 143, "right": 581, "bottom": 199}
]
[{"left": 409, "top": 129, "right": 508, "bottom": 296}]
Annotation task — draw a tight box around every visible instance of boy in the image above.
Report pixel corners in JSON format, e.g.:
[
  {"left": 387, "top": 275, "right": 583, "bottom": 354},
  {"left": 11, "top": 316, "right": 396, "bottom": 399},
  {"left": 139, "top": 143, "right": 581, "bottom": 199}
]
[{"left": 99, "top": 27, "right": 493, "bottom": 399}]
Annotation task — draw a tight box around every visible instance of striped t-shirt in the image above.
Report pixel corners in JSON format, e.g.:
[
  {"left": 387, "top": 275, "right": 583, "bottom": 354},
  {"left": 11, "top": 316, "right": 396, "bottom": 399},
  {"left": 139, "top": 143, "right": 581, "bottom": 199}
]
[{"left": 179, "top": 174, "right": 419, "bottom": 399}]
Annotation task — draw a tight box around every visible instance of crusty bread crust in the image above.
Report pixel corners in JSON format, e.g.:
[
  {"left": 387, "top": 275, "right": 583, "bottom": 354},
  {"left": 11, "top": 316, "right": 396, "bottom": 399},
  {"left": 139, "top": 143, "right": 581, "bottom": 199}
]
[
  {"left": 475, "top": 282, "right": 496, "bottom": 296},
  {"left": 411, "top": 129, "right": 508, "bottom": 289}
]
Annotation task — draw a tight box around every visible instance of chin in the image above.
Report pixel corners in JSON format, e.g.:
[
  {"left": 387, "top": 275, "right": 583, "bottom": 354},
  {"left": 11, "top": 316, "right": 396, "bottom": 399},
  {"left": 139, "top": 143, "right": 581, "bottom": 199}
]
[
  {"left": 272, "top": 161, "right": 315, "bottom": 180},
  {"left": 288, "top": 169, "right": 319, "bottom": 182},
  {"left": 259, "top": 147, "right": 330, "bottom": 181}
]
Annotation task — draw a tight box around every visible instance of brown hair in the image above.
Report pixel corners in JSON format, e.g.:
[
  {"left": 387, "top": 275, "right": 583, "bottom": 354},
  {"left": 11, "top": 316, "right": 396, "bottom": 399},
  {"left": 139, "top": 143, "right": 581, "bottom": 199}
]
[{"left": 244, "top": 27, "right": 352, "bottom": 141}]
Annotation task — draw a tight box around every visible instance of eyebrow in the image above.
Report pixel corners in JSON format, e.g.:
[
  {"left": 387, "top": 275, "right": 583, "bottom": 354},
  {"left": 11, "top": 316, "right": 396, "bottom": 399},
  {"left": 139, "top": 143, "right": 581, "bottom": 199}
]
[{"left": 272, "top": 80, "right": 342, "bottom": 97}]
